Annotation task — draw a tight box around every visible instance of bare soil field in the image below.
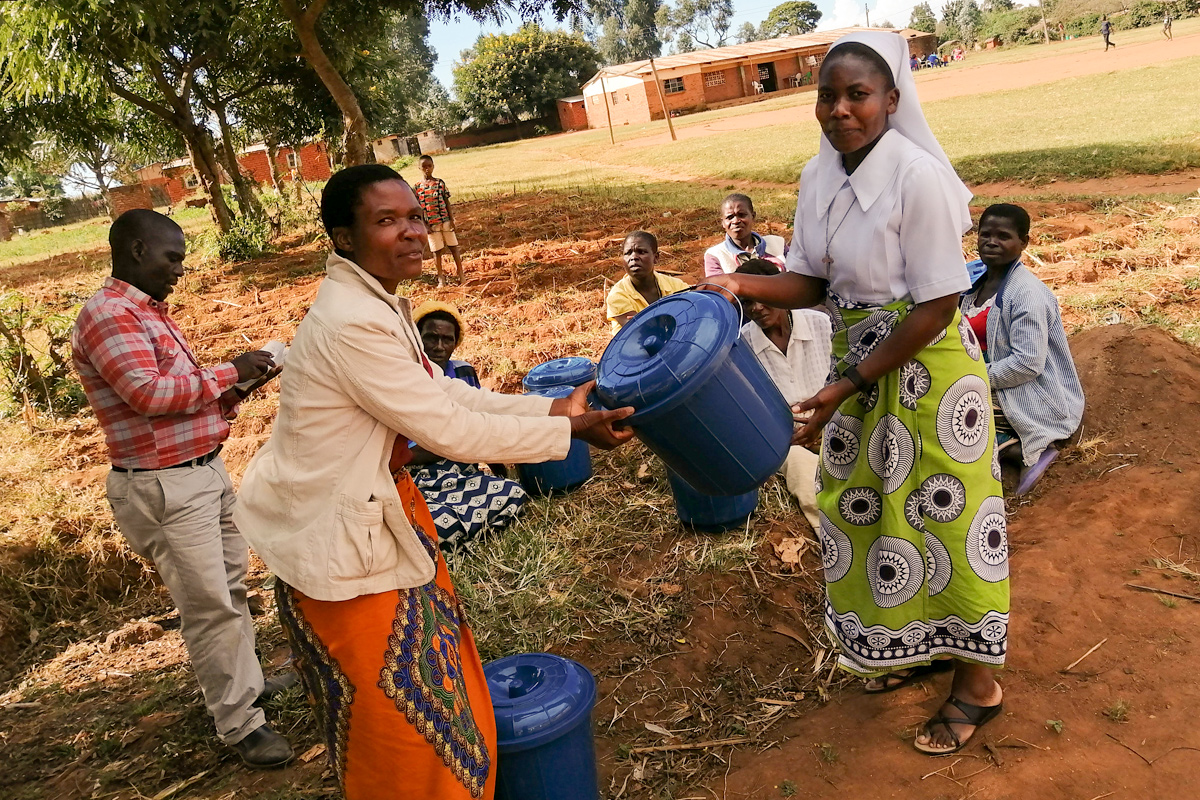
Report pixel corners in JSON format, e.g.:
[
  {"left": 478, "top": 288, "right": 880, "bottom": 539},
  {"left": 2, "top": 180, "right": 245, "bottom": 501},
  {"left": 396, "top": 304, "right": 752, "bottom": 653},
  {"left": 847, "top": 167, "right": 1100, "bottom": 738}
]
[{"left": 1, "top": 190, "right": 1199, "bottom": 799}]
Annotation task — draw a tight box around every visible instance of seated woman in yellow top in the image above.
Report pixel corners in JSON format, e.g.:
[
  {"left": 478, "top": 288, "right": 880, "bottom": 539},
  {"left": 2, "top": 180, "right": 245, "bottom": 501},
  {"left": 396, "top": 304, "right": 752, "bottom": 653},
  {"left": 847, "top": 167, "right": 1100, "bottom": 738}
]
[{"left": 605, "top": 230, "right": 691, "bottom": 332}]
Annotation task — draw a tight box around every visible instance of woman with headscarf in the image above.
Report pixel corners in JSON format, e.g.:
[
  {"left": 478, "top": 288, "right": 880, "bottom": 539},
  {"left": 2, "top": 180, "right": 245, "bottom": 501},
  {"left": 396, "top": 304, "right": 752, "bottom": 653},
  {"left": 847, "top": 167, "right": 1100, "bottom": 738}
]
[
  {"left": 234, "top": 165, "right": 634, "bottom": 799},
  {"left": 707, "top": 32, "right": 1008, "bottom": 756},
  {"left": 409, "top": 300, "right": 529, "bottom": 552}
]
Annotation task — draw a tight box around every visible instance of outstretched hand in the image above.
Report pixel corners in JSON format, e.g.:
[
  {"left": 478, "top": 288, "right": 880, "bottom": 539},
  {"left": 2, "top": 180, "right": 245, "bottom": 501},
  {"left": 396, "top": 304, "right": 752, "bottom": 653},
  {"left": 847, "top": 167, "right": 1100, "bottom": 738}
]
[
  {"left": 791, "top": 380, "right": 855, "bottom": 447},
  {"left": 570, "top": 406, "right": 636, "bottom": 450},
  {"left": 232, "top": 350, "right": 276, "bottom": 382},
  {"left": 548, "top": 380, "right": 596, "bottom": 418}
]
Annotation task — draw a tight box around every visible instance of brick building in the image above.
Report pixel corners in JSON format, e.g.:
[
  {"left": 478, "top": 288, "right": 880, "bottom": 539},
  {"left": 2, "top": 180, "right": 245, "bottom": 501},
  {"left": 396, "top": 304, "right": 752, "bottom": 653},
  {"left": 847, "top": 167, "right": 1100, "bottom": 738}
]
[
  {"left": 556, "top": 96, "right": 589, "bottom": 131},
  {"left": 579, "top": 27, "right": 935, "bottom": 129},
  {"left": 237, "top": 141, "right": 333, "bottom": 185}
]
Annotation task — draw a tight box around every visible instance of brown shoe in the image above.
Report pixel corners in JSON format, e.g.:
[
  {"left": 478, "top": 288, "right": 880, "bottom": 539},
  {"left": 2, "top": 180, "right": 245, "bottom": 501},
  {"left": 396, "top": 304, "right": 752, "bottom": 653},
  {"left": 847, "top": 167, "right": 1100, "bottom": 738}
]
[{"left": 232, "top": 724, "right": 293, "bottom": 769}]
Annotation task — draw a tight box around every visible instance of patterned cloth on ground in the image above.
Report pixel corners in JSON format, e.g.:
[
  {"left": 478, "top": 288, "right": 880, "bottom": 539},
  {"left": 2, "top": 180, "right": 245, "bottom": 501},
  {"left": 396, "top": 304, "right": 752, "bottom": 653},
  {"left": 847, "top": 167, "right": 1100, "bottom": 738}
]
[
  {"left": 410, "top": 461, "right": 527, "bottom": 552},
  {"left": 818, "top": 298, "right": 1010, "bottom": 677},
  {"left": 276, "top": 469, "right": 497, "bottom": 800}
]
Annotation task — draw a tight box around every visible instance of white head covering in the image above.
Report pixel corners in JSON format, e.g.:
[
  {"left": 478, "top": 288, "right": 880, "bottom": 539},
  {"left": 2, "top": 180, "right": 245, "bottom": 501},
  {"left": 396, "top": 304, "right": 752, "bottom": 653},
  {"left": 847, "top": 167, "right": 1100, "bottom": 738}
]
[{"left": 814, "top": 30, "right": 973, "bottom": 234}]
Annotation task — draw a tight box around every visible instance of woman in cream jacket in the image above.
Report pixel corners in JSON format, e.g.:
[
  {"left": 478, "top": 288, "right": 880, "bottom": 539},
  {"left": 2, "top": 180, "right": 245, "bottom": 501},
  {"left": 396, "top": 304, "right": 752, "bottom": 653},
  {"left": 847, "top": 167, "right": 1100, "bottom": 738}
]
[{"left": 235, "top": 165, "right": 632, "bottom": 800}]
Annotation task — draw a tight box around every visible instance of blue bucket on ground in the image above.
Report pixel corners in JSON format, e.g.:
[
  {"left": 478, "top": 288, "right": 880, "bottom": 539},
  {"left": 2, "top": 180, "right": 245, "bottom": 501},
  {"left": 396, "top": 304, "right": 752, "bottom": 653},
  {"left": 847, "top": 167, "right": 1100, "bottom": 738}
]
[
  {"left": 522, "top": 357, "right": 597, "bottom": 392},
  {"left": 486, "top": 653, "right": 599, "bottom": 800},
  {"left": 594, "top": 287, "right": 792, "bottom": 495},
  {"left": 666, "top": 467, "right": 759, "bottom": 532},
  {"left": 518, "top": 384, "right": 593, "bottom": 496}
]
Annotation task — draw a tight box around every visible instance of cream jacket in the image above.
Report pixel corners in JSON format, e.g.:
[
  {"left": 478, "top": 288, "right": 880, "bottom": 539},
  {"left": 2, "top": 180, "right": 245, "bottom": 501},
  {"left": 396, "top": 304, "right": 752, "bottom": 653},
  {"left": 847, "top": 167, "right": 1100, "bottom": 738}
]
[{"left": 234, "top": 253, "right": 571, "bottom": 601}]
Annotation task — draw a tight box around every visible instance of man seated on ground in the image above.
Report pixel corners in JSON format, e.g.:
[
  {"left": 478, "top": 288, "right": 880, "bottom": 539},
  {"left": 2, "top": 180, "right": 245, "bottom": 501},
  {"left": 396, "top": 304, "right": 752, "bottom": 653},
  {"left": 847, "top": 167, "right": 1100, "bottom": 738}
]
[
  {"left": 71, "top": 209, "right": 293, "bottom": 768},
  {"left": 408, "top": 300, "right": 529, "bottom": 551},
  {"left": 960, "top": 203, "right": 1085, "bottom": 496},
  {"left": 734, "top": 259, "right": 832, "bottom": 530},
  {"left": 606, "top": 230, "right": 691, "bottom": 332}
]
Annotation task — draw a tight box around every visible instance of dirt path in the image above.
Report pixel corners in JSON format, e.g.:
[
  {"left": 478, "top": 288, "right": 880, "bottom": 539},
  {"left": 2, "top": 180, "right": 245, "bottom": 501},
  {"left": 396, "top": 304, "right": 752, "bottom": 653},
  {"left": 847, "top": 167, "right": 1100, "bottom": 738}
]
[
  {"left": 614, "top": 30, "right": 1200, "bottom": 149},
  {"left": 708, "top": 325, "right": 1200, "bottom": 799}
]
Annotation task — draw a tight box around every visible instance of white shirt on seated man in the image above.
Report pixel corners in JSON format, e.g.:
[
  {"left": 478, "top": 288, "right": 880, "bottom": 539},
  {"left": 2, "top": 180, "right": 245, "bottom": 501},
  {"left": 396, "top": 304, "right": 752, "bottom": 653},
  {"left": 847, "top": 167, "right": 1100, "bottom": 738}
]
[{"left": 736, "top": 259, "right": 832, "bottom": 531}]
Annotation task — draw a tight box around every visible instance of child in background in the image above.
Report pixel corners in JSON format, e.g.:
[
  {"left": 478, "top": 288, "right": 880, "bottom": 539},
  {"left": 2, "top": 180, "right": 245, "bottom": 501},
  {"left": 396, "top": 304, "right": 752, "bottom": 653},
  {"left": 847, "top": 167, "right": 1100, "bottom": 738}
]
[
  {"left": 415, "top": 155, "right": 464, "bottom": 286},
  {"left": 606, "top": 230, "right": 690, "bottom": 333}
]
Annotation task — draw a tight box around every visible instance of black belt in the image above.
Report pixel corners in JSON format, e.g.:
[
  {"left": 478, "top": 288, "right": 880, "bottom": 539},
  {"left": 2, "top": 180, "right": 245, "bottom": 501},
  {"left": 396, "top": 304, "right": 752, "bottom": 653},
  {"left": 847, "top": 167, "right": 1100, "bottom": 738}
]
[{"left": 113, "top": 446, "right": 222, "bottom": 473}]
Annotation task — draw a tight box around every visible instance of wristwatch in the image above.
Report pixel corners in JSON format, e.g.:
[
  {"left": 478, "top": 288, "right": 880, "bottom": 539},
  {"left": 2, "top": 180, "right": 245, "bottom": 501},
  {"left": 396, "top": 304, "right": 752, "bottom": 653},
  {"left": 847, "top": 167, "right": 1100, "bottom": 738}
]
[{"left": 843, "top": 364, "right": 871, "bottom": 391}]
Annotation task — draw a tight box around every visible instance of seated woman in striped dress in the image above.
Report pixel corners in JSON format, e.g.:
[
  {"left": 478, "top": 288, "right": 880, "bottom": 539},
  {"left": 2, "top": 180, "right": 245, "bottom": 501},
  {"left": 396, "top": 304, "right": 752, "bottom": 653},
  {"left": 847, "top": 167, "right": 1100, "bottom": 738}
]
[
  {"left": 410, "top": 301, "right": 529, "bottom": 551},
  {"left": 960, "top": 204, "right": 1085, "bottom": 496}
]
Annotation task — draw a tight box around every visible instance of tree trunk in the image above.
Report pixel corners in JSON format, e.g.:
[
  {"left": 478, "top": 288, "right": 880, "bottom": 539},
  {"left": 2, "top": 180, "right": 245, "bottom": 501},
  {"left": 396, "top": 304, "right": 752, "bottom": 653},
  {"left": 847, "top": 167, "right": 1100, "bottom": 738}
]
[
  {"left": 280, "top": 0, "right": 376, "bottom": 166},
  {"left": 180, "top": 121, "right": 236, "bottom": 233},
  {"left": 213, "top": 101, "right": 265, "bottom": 221},
  {"left": 265, "top": 135, "right": 284, "bottom": 192}
]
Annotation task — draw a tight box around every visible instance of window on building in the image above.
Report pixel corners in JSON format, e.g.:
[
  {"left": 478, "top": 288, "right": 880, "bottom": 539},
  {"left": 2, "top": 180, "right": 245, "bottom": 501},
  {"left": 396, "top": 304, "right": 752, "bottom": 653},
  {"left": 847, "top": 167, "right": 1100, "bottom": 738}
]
[
  {"left": 611, "top": 92, "right": 619, "bottom": 105},
  {"left": 286, "top": 151, "right": 301, "bottom": 169},
  {"left": 183, "top": 173, "right": 200, "bottom": 189},
  {"left": 663, "top": 77, "right": 685, "bottom": 94},
  {"left": 704, "top": 71, "right": 726, "bottom": 88}
]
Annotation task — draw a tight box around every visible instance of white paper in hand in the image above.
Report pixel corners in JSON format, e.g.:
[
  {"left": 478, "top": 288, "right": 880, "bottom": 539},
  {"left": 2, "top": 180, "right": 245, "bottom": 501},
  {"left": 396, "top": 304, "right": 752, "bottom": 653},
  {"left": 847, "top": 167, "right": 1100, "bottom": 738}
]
[{"left": 234, "top": 340, "right": 289, "bottom": 394}]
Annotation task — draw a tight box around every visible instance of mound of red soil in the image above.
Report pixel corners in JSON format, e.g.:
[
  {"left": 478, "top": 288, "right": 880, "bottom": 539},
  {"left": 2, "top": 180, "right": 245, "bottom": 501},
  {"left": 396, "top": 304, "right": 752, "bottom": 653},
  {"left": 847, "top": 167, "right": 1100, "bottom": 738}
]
[{"left": 708, "top": 324, "right": 1200, "bottom": 799}]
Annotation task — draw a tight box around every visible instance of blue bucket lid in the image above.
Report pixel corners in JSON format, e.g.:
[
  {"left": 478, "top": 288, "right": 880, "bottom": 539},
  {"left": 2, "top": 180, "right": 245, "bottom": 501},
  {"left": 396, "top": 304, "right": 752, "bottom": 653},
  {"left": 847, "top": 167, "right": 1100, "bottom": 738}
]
[
  {"left": 522, "top": 357, "right": 598, "bottom": 390},
  {"left": 485, "top": 653, "right": 597, "bottom": 753},
  {"left": 595, "top": 290, "right": 738, "bottom": 414},
  {"left": 526, "top": 383, "right": 575, "bottom": 400}
]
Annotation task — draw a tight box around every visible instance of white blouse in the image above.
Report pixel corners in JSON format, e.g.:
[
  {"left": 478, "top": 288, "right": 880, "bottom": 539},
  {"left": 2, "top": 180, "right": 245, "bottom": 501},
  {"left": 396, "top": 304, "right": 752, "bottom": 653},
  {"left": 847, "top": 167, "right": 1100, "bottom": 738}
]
[{"left": 785, "top": 129, "right": 970, "bottom": 307}]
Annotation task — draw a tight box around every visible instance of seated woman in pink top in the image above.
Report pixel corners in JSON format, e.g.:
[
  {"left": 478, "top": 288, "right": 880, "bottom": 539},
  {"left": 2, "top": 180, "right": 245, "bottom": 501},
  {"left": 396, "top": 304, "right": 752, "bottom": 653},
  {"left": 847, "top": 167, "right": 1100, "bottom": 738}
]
[{"left": 703, "top": 193, "right": 787, "bottom": 276}]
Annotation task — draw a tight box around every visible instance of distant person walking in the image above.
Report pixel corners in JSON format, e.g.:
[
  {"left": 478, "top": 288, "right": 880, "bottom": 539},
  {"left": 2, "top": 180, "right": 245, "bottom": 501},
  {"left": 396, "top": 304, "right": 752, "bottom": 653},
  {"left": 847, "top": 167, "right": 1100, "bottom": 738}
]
[
  {"left": 1101, "top": 16, "right": 1116, "bottom": 50},
  {"left": 415, "top": 154, "right": 464, "bottom": 287},
  {"left": 1163, "top": 12, "right": 1173, "bottom": 39},
  {"left": 71, "top": 210, "right": 291, "bottom": 768}
]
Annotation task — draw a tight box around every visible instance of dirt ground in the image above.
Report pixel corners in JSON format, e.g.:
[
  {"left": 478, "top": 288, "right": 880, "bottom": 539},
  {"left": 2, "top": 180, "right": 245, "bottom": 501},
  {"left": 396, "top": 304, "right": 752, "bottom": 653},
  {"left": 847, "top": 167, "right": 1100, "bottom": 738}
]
[{"left": 2, "top": 189, "right": 1199, "bottom": 799}]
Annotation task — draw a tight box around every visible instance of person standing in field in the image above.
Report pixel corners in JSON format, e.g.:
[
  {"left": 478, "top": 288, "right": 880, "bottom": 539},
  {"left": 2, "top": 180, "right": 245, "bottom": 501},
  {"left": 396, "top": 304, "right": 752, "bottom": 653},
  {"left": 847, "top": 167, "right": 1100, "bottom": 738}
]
[
  {"left": 1101, "top": 16, "right": 1116, "bottom": 50},
  {"left": 415, "top": 154, "right": 464, "bottom": 286},
  {"left": 233, "top": 164, "right": 634, "bottom": 800},
  {"left": 1163, "top": 12, "right": 1173, "bottom": 39},
  {"left": 71, "top": 209, "right": 292, "bottom": 768},
  {"left": 706, "top": 32, "right": 1009, "bottom": 756}
]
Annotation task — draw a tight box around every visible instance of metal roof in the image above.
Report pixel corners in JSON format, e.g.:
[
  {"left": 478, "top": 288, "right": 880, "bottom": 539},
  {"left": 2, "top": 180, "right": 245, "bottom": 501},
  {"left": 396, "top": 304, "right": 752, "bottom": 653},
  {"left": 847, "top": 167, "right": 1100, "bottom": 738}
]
[{"left": 587, "top": 26, "right": 887, "bottom": 84}]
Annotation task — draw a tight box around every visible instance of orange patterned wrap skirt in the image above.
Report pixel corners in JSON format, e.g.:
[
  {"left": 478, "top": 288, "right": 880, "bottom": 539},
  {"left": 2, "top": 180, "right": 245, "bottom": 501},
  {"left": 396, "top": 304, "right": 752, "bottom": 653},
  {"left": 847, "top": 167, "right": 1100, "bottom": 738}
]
[{"left": 276, "top": 471, "right": 497, "bottom": 799}]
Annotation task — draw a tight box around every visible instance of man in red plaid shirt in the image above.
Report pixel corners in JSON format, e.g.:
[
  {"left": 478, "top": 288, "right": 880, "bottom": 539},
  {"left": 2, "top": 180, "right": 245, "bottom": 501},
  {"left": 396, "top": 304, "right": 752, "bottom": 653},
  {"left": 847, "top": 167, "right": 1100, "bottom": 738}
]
[{"left": 72, "top": 210, "right": 292, "bottom": 768}]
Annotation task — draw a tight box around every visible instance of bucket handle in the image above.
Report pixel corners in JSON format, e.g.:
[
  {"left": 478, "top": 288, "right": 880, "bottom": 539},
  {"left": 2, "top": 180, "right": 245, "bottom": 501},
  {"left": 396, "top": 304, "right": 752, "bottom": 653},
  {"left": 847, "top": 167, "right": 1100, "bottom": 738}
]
[{"left": 693, "top": 282, "right": 745, "bottom": 329}]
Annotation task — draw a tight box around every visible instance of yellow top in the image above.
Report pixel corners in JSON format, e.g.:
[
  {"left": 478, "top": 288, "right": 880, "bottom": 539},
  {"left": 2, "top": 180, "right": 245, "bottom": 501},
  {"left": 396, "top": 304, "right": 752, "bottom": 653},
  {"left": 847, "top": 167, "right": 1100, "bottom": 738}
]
[{"left": 605, "top": 273, "right": 691, "bottom": 333}]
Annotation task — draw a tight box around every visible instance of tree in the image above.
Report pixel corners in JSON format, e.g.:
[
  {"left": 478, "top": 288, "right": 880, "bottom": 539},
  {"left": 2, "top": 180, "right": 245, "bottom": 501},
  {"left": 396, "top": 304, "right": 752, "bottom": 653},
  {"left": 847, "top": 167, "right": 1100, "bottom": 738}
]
[
  {"left": 587, "top": 0, "right": 661, "bottom": 65},
  {"left": 910, "top": 2, "right": 938, "bottom": 32},
  {"left": 735, "top": 21, "right": 764, "bottom": 42},
  {"left": 759, "top": 1, "right": 822, "bottom": 37},
  {"left": 658, "top": 0, "right": 734, "bottom": 50},
  {"left": 280, "top": 0, "right": 580, "bottom": 165},
  {"left": 1, "top": 0, "right": 252, "bottom": 232},
  {"left": 453, "top": 25, "right": 600, "bottom": 128},
  {"left": 956, "top": 0, "right": 984, "bottom": 44},
  {"left": 625, "top": 0, "right": 664, "bottom": 59}
]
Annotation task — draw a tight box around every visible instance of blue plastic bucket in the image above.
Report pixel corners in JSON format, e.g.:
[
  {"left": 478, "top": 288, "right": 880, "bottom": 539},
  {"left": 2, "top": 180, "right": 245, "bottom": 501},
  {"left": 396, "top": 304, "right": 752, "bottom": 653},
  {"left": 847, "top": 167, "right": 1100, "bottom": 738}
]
[
  {"left": 522, "top": 357, "right": 597, "bottom": 392},
  {"left": 594, "top": 288, "right": 792, "bottom": 495},
  {"left": 518, "top": 384, "right": 592, "bottom": 496},
  {"left": 666, "top": 468, "right": 759, "bottom": 532},
  {"left": 486, "top": 653, "right": 599, "bottom": 800}
]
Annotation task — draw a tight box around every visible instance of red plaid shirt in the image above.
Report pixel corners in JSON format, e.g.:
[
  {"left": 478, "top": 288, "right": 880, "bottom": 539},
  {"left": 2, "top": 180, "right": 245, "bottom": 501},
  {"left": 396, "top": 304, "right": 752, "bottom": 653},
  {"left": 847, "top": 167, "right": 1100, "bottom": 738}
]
[{"left": 71, "top": 278, "right": 240, "bottom": 469}]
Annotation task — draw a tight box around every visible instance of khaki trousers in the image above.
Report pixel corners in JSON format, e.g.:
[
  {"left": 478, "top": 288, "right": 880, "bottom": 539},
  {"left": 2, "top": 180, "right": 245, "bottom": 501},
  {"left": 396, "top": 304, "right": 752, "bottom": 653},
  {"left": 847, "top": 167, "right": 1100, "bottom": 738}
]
[
  {"left": 106, "top": 456, "right": 265, "bottom": 744},
  {"left": 782, "top": 445, "right": 821, "bottom": 531}
]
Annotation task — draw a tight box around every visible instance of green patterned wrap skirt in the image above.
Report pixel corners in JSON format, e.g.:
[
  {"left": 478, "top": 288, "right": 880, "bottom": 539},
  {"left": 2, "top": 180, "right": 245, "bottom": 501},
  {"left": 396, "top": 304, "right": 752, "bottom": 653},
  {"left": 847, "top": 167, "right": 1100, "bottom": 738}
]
[{"left": 817, "top": 297, "right": 1009, "bottom": 677}]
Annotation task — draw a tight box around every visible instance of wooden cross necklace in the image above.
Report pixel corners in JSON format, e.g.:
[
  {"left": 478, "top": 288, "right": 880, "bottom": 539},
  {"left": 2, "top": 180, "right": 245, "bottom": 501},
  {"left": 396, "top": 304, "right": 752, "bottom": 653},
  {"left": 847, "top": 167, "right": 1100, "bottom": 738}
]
[{"left": 822, "top": 200, "right": 855, "bottom": 269}]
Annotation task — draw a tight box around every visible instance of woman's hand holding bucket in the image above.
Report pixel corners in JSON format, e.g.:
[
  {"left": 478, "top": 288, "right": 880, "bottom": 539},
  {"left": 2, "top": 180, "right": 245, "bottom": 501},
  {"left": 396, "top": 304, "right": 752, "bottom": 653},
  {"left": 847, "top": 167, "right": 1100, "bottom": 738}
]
[
  {"left": 551, "top": 380, "right": 636, "bottom": 450},
  {"left": 791, "top": 380, "right": 856, "bottom": 447}
]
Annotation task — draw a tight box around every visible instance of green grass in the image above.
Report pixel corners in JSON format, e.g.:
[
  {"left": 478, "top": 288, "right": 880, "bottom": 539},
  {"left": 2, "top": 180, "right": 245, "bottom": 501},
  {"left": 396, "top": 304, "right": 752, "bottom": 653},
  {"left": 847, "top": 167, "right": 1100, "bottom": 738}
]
[
  {"left": 0, "top": 207, "right": 211, "bottom": 268},
  {"left": 413, "top": 52, "right": 1200, "bottom": 198}
]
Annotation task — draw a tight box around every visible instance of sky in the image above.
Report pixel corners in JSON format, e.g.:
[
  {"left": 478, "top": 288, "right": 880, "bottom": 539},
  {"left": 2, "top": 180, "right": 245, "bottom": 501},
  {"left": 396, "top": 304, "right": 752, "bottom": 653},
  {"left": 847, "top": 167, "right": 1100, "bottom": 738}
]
[{"left": 427, "top": 0, "right": 946, "bottom": 92}]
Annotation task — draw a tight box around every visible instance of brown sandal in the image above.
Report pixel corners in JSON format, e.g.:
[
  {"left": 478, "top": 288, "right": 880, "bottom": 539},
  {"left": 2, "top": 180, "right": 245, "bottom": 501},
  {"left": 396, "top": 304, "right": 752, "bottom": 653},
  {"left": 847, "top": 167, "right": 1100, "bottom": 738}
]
[{"left": 914, "top": 694, "right": 1003, "bottom": 755}]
